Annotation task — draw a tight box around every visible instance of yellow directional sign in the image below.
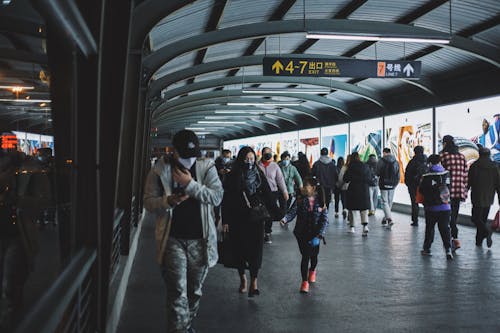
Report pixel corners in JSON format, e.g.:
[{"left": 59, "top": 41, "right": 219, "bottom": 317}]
[{"left": 272, "top": 60, "right": 284, "bottom": 74}]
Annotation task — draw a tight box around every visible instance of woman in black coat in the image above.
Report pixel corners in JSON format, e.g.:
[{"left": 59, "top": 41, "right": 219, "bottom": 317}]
[
  {"left": 222, "top": 146, "right": 274, "bottom": 297},
  {"left": 344, "top": 152, "right": 372, "bottom": 236}
]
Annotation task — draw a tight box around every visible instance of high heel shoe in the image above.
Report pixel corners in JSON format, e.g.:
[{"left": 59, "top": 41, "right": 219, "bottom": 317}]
[{"left": 248, "top": 288, "right": 260, "bottom": 297}]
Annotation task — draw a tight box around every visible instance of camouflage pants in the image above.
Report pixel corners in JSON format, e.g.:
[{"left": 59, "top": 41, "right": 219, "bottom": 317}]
[{"left": 161, "top": 237, "right": 208, "bottom": 333}]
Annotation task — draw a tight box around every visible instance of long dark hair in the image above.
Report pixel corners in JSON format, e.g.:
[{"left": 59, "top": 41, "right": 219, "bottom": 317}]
[{"left": 233, "top": 146, "right": 257, "bottom": 172}]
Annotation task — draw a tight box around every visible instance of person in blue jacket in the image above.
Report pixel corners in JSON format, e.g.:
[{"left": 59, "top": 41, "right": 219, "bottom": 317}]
[{"left": 281, "top": 176, "right": 328, "bottom": 294}]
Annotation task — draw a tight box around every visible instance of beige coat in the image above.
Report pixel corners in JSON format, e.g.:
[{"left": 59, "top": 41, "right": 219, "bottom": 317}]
[{"left": 143, "top": 157, "right": 223, "bottom": 266}]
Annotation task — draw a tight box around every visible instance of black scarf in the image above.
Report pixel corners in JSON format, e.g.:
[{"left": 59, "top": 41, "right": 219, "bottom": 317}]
[{"left": 242, "top": 166, "right": 261, "bottom": 196}]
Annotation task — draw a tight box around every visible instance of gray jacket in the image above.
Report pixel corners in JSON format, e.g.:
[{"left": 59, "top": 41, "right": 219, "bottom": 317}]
[{"left": 143, "top": 157, "right": 223, "bottom": 266}]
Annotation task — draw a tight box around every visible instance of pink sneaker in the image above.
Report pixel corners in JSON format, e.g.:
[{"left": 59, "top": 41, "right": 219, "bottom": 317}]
[
  {"left": 300, "top": 281, "right": 309, "bottom": 293},
  {"left": 308, "top": 270, "right": 316, "bottom": 283}
]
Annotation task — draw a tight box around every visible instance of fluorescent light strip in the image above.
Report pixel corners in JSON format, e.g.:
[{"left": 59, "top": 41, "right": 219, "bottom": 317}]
[
  {"left": 198, "top": 121, "right": 247, "bottom": 124},
  {"left": 242, "top": 88, "right": 330, "bottom": 94},
  {"left": 306, "top": 33, "right": 450, "bottom": 44},
  {"left": 204, "top": 116, "right": 260, "bottom": 120},
  {"left": 0, "top": 98, "right": 51, "bottom": 103},
  {"left": 214, "top": 110, "right": 279, "bottom": 114},
  {"left": 227, "top": 102, "right": 302, "bottom": 106},
  {"left": 0, "top": 85, "right": 35, "bottom": 90}
]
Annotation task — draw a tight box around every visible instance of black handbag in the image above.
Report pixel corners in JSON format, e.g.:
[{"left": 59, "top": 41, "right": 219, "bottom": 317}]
[
  {"left": 243, "top": 191, "right": 271, "bottom": 223},
  {"left": 220, "top": 232, "right": 241, "bottom": 268}
]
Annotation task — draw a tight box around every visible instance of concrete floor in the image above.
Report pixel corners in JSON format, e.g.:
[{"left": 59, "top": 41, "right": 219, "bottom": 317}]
[{"left": 117, "top": 209, "right": 500, "bottom": 333}]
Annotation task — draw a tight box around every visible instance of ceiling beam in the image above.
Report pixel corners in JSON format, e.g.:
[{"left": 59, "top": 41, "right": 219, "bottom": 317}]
[{"left": 0, "top": 48, "right": 47, "bottom": 64}]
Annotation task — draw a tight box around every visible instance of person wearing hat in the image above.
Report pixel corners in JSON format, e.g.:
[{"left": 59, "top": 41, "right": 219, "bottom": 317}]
[
  {"left": 467, "top": 147, "right": 500, "bottom": 247},
  {"left": 439, "top": 135, "right": 468, "bottom": 251},
  {"left": 404, "top": 146, "right": 428, "bottom": 226},
  {"left": 144, "top": 129, "right": 223, "bottom": 333},
  {"left": 311, "top": 147, "right": 338, "bottom": 211}
]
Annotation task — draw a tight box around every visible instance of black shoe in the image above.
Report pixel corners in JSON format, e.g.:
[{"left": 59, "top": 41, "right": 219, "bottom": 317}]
[
  {"left": 248, "top": 288, "right": 260, "bottom": 297},
  {"left": 411, "top": 222, "right": 418, "bottom": 227},
  {"left": 487, "top": 235, "right": 493, "bottom": 248},
  {"left": 381, "top": 218, "right": 387, "bottom": 226},
  {"left": 264, "top": 233, "right": 272, "bottom": 244},
  {"left": 421, "top": 249, "right": 432, "bottom": 256}
]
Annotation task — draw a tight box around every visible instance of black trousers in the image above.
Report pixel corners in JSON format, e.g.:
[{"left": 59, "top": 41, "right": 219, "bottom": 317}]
[
  {"left": 323, "top": 187, "right": 332, "bottom": 210},
  {"left": 450, "top": 198, "right": 461, "bottom": 239},
  {"left": 334, "top": 188, "right": 346, "bottom": 213},
  {"left": 408, "top": 187, "right": 420, "bottom": 223},
  {"left": 471, "top": 206, "right": 491, "bottom": 245},
  {"left": 423, "top": 210, "right": 452, "bottom": 251},
  {"left": 265, "top": 191, "right": 281, "bottom": 234}
]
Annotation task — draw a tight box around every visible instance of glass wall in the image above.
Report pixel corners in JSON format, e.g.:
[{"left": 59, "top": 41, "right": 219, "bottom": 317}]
[{"left": 224, "top": 94, "right": 500, "bottom": 218}]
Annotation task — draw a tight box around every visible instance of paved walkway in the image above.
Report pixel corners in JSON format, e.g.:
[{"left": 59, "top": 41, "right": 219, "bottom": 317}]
[{"left": 117, "top": 209, "right": 500, "bottom": 333}]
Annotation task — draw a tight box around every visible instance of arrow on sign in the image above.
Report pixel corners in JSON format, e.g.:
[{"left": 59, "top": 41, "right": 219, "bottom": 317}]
[
  {"left": 272, "top": 60, "right": 284, "bottom": 74},
  {"left": 403, "top": 64, "right": 414, "bottom": 77}
]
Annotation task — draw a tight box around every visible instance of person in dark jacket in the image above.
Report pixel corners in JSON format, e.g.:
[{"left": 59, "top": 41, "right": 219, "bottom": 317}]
[
  {"left": 404, "top": 146, "right": 428, "bottom": 227},
  {"left": 333, "top": 157, "right": 346, "bottom": 218},
  {"left": 344, "top": 152, "right": 372, "bottom": 236},
  {"left": 281, "top": 176, "right": 328, "bottom": 294},
  {"left": 214, "top": 149, "right": 232, "bottom": 225},
  {"left": 366, "top": 154, "right": 379, "bottom": 216},
  {"left": 311, "top": 148, "right": 338, "bottom": 210},
  {"left": 377, "top": 148, "right": 400, "bottom": 228},
  {"left": 419, "top": 154, "right": 453, "bottom": 260},
  {"left": 222, "top": 146, "right": 274, "bottom": 297},
  {"left": 293, "top": 152, "right": 311, "bottom": 180},
  {"left": 467, "top": 148, "right": 500, "bottom": 247}
]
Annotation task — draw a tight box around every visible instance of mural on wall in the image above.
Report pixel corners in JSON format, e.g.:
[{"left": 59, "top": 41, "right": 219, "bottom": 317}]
[
  {"left": 299, "top": 137, "right": 319, "bottom": 166},
  {"left": 321, "top": 134, "right": 348, "bottom": 160},
  {"left": 279, "top": 132, "right": 299, "bottom": 159},
  {"left": 386, "top": 120, "right": 432, "bottom": 183},
  {"left": 351, "top": 130, "right": 382, "bottom": 162}
]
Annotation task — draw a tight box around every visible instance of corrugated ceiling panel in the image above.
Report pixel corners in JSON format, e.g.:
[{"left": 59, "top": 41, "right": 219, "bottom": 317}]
[
  {"left": 283, "top": 0, "right": 355, "bottom": 20},
  {"left": 154, "top": 52, "right": 197, "bottom": 79},
  {"left": 355, "top": 42, "right": 431, "bottom": 60},
  {"left": 414, "top": 1, "right": 499, "bottom": 35},
  {"left": 218, "top": 0, "right": 278, "bottom": 29},
  {"left": 417, "top": 47, "right": 478, "bottom": 75},
  {"left": 330, "top": 90, "right": 364, "bottom": 103},
  {"left": 204, "top": 40, "right": 253, "bottom": 62},
  {"left": 358, "top": 78, "right": 402, "bottom": 92},
  {"left": 150, "top": 0, "right": 213, "bottom": 50},
  {"left": 349, "top": 0, "right": 431, "bottom": 22},
  {"left": 305, "top": 39, "right": 377, "bottom": 57},
  {"left": 253, "top": 33, "right": 309, "bottom": 55},
  {"left": 474, "top": 26, "right": 500, "bottom": 49}
]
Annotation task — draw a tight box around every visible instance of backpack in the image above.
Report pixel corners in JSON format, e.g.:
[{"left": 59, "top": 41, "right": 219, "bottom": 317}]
[
  {"left": 380, "top": 159, "right": 399, "bottom": 189},
  {"left": 433, "top": 175, "right": 450, "bottom": 204}
]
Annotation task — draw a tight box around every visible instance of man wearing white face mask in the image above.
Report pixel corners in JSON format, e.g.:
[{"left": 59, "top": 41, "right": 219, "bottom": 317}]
[{"left": 144, "top": 129, "right": 223, "bottom": 333}]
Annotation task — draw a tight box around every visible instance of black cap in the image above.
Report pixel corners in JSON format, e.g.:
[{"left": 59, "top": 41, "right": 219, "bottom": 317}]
[
  {"left": 172, "top": 130, "right": 200, "bottom": 158},
  {"left": 427, "top": 154, "right": 440, "bottom": 165},
  {"left": 320, "top": 148, "right": 328, "bottom": 156}
]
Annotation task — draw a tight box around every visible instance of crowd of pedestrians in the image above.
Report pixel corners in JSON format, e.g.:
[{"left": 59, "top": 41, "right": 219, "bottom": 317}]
[{"left": 144, "top": 130, "right": 499, "bottom": 333}]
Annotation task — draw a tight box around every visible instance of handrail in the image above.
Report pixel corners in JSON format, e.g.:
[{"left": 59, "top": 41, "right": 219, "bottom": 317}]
[{"left": 15, "top": 248, "right": 97, "bottom": 333}]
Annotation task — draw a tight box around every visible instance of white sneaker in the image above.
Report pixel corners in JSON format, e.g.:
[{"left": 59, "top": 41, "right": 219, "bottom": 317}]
[
  {"left": 362, "top": 225, "right": 369, "bottom": 237},
  {"left": 349, "top": 227, "right": 355, "bottom": 233}
]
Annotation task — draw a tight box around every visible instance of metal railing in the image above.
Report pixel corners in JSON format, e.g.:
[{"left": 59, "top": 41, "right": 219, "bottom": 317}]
[{"left": 15, "top": 248, "right": 97, "bottom": 333}]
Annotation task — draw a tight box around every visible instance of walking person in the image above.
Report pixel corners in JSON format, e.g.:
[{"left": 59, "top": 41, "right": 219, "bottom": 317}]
[
  {"left": 377, "top": 148, "right": 400, "bottom": 228},
  {"left": 279, "top": 151, "right": 303, "bottom": 226},
  {"left": 366, "top": 154, "right": 379, "bottom": 216},
  {"left": 419, "top": 154, "right": 453, "bottom": 260},
  {"left": 258, "top": 147, "right": 289, "bottom": 244},
  {"left": 404, "top": 146, "right": 428, "bottom": 226},
  {"left": 222, "top": 146, "right": 275, "bottom": 297},
  {"left": 280, "top": 177, "right": 328, "bottom": 294},
  {"left": 344, "top": 152, "right": 372, "bottom": 236},
  {"left": 440, "top": 135, "right": 468, "bottom": 250},
  {"left": 143, "top": 130, "right": 223, "bottom": 333},
  {"left": 214, "top": 149, "right": 232, "bottom": 225},
  {"left": 467, "top": 148, "right": 500, "bottom": 248},
  {"left": 337, "top": 155, "right": 352, "bottom": 221},
  {"left": 293, "top": 152, "right": 311, "bottom": 180},
  {"left": 311, "top": 148, "right": 338, "bottom": 210},
  {"left": 333, "top": 157, "right": 346, "bottom": 218}
]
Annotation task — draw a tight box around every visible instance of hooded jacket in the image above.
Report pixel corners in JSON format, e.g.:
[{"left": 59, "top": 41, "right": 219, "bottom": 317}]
[
  {"left": 404, "top": 153, "right": 428, "bottom": 189},
  {"left": 144, "top": 157, "right": 223, "bottom": 266},
  {"left": 419, "top": 164, "right": 451, "bottom": 211},
  {"left": 279, "top": 162, "right": 303, "bottom": 195},
  {"left": 467, "top": 156, "right": 500, "bottom": 207},
  {"left": 311, "top": 155, "right": 338, "bottom": 189}
]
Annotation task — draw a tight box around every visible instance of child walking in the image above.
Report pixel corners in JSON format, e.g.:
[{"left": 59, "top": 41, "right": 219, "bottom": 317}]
[{"left": 281, "top": 177, "right": 329, "bottom": 293}]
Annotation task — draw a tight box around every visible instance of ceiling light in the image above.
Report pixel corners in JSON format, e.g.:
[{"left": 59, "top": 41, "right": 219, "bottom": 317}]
[
  {"left": 242, "top": 88, "right": 331, "bottom": 94},
  {"left": 0, "top": 98, "right": 52, "bottom": 103},
  {"left": 227, "top": 101, "right": 302, "bottom": 106},
  {"left": 0, "top": 85, "right": 35, "bottom": 91},
  {"left": 214, "top": 110, "right": 279, "bottom": 114},
  {"left": 204, "top": 116, "right": 260, "bottom": 120},
  {"left": 185, "top": 127, "right": 206, "bottom": 130},
  {"left": 198, "top": 121, "right": 247, "bottom": 124},
  {"left": 306, "top": 33, "right": 450, "bottom": 44}
]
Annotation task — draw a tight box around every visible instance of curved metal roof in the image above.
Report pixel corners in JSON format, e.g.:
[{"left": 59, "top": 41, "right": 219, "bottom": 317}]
[{"left": 142, "top": 0, "right": 500, "bottom": 140}]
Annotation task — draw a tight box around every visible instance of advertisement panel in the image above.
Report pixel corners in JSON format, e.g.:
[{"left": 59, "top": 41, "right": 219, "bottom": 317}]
[
  {"left": 350, "top": 118, "right": 382, "bottom": 162},
  {"left": 279, "top": 131, "right": 299, "bottom": 159},
  {"left": 320, "top": 124, "right": 348, "bottom": 161},
  {"left": 299, "top": 128, "right": 320, "bottom": 167}
]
